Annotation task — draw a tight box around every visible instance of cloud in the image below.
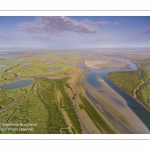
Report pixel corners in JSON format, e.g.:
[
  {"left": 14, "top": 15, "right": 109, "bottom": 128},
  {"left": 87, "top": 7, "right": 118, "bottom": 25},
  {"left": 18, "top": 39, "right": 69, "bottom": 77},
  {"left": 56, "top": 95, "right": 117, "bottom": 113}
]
[
  {"left": 142, "top": 27, "right": 150, "bottom": 34},
  {"left": 18, "top": 16, "right": 97, "bottom": 35},
  {"left": 85, "top": 19, "right": 119, "bottom": 26},
  {"left": 85, "top": 19, "right": 110, "bottom": 26}
]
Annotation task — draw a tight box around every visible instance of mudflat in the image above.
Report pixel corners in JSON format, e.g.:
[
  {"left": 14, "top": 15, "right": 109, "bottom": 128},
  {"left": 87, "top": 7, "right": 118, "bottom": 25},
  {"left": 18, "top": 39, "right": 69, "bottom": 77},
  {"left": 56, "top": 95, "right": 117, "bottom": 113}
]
[{"left": 84, "top": 59, "right": 126, "bottom": 70}]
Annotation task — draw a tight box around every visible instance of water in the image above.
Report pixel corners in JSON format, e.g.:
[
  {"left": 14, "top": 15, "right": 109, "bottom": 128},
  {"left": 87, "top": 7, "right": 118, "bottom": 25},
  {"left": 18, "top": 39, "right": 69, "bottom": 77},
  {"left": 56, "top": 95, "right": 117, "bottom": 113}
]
[
  {"left": 20, "top": 63, "right": 33, "bottom": 66},
  {"left": 46, "top": 62, "right": 54, "bottom": 64},
  {"left": 96, "top": 70, "right": 150, "bottom": 130},
  {"left": 77, "top": 57, "right": 150, "bottom": 130},
  {"left": 86, "top": 71, "right": 100, "bottom": 87},
  {"left": 64, "top": 60, "right": 76, "bottom": 65},
  {"left": 49, "top": 67, "right": 62, "bottom": 71},
  {"left": 1, "top": 80, "right": 33, "bottom": 90},
  {"left": 77, "top": 60, "right": 85, "bottom": 72},
  {"left": 0, "top": 65, "right": 7, "bottom": 68},
  {"left": 124, "top": 59, "right": 138, "bottom": 70}
]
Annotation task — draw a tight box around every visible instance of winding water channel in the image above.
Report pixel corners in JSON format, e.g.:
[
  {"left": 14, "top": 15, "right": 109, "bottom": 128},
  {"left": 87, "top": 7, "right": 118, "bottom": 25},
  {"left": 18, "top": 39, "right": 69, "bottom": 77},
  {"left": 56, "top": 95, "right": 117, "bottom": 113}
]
[{"left": 78, "top": 58, "right": 150, "bottom": 131}]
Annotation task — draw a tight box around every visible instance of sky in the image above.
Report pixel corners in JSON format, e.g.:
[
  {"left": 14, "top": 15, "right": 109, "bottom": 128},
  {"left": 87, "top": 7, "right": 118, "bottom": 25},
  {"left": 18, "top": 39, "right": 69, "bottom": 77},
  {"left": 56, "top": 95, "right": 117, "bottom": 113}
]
[{"left": 0, "top": 16, "right": 150, "bottom": 50}]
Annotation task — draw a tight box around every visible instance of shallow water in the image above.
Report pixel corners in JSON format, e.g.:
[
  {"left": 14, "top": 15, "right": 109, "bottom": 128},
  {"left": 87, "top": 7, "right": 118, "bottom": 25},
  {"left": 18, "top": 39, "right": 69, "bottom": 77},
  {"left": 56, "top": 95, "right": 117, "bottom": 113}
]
[
  {"left": 64, "top": 60, "right": 76, "bottom": 65},
  {"left": 78, "top": 57, "right": 150, "bottom": 130},
  {"left": 1, "top": 80, "right": 33, "bottom": 90},
  {"left": 124, "top": 59, "right": 138, "bottom": 70},
  {"left": 0, "top": 64, "right": 7, "bottom": 68}
]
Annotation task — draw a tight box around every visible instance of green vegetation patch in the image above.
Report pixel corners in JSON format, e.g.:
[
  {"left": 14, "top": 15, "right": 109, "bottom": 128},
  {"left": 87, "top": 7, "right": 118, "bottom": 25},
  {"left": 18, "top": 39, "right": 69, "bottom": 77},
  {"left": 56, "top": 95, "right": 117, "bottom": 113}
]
[
  {"left": 54, "top": 79, "right": 82, "bottom": 134},
  {"left": 0, "top": 78, "right": 68, "bottom": 134},
  {"left": 136, "top": 63, "right": 150, "bottom": 109},
  {"left": 0, "top": 73, "right": 15, "bottom": 80},
  {"left": 79, "top": 93, "right": 116, "bottom": 134},
  {"left": 37, "top": 79, "right": 67, "bottom": 133},
  {"left": 0, "top": 88, "right": 26, "bottom": 108},
  {"left": 108, "top": 67, "right": 150, "bottom": 109},
  {"left": 137, "top": 84, "right": 150, "bottom": 108},
  {"left": 108, "top": 71, "right": 141, "bottom": 97},
  {"left": 0, "top": 90, "right": 50, "bottom": 134}
]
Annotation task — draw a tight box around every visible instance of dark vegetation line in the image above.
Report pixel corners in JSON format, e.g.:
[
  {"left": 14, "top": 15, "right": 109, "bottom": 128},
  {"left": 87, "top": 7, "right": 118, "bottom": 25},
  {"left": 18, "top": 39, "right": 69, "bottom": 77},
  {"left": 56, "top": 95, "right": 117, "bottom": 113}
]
[{"left": 6, "top": 107, "right": 18, "bottom": 123}]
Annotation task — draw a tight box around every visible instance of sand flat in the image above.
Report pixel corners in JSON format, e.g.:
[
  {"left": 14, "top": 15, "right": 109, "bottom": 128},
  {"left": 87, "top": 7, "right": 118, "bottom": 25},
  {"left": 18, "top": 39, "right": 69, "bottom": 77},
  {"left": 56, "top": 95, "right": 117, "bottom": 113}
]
[
  {"left": 84, "top": 77, "right": 150, "bottom": 133},
  {"left": 67, "top": 68, "right": 102, "bottom": 133},
  {"left": 84, "top": 59, "right": 126, "bottom": 69}
]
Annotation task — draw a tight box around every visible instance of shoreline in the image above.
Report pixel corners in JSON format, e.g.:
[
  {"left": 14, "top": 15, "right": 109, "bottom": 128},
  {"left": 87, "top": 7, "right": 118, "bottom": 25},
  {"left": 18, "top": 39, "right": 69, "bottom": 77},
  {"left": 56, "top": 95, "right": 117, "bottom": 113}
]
[
  {"left": 83, "top": 59, "right": 150, "bottom": 133},
  {"left": 106, "top": 73, "right": 150, "bottom": 112},
  {"left": 84, "top": 76, "right": 150, "bottom": 133}
]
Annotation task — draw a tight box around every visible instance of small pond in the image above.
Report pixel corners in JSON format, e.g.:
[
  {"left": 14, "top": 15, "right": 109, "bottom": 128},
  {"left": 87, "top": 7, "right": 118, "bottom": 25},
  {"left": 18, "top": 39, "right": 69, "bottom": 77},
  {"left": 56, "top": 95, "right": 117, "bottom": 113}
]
[
  {"left": 46, "top": 62, "right": 54, "bottom": 64},
  {"left": 0, "top": 64, "right": 7, "bottom": 68},
  {"left": 64, "top": 60, "right": 76, "bottom": 65},
  {"left": 1, "top": 80, "right": 33, "bottom": 90}
]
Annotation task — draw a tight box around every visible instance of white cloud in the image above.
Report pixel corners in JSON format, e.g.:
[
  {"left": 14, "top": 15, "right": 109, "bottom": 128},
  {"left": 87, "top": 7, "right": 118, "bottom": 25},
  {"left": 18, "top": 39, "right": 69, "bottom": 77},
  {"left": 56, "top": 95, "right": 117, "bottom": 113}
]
[{"left": 18, "top": 16, "right": 97, "bottom": 35}]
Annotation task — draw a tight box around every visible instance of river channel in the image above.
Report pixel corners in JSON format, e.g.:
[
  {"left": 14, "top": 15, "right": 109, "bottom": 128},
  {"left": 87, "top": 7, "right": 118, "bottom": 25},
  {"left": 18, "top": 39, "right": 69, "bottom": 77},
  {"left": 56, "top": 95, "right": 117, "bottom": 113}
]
[{"left": 78, "top": 57, "right": 150, "bottom": 131}]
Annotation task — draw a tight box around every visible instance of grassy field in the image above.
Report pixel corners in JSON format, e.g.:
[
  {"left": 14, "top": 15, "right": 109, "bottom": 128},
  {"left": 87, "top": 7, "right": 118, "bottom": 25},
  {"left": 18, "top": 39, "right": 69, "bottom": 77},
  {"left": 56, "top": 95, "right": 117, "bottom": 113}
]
[
  {"left": 0, "top": 88, "right": 27, "bottom": 108},
  {"left": 108, "top": 57, "right": 150, "bottom": 109},
  {"left": 36, "top": 79, "right": 68, "bottom": 133},
  {"left": 108, "top": 71, "right": 141, "bottom": 97},
  {"left": 0, "top": 78, "right": 69, "bottom": 134},
  {"left": 79, "top": 93, "right": 116, "bottom": 134},
  {"left": 8, "top": 53, "right": 82, "bottom": 76},
  {"left": 136, "top": 62, "right": 150, "bottom": 109},
  {"left": 0, "top": 52, "right": 83, "bottom": 134},
  {"left": 54, "top": 79, "right": 82, "bottom": 134}
]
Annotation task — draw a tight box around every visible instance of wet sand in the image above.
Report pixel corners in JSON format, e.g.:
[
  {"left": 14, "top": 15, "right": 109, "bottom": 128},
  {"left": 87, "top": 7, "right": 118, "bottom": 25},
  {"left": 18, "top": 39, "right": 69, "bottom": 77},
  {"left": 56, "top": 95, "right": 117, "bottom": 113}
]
[
  {"left": 83, "top": 60, "right": 150, "bottom": 133},
  {"left": 84, "top": 59, "right": 126, "bottom": 70},
  {"left": 84, "top": 78, "right": 149, "bottom": 133},
  {"left": 66, "top": 67, "right": 102, "bottom": 133}
]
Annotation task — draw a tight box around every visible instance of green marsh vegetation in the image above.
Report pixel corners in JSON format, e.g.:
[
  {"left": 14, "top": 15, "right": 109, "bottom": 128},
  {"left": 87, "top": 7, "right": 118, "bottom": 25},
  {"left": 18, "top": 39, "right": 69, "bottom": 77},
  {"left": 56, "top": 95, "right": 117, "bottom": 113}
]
[
  {"left": 9, "top": 53, "right": 81, "bottom": 76},
  {"left": 36, "top": 79, "right": 68, "bottom": 133},
  {"left": 108, "top": 57, "right": 150, "bottom": 109},
  {"left": 136, "top": 61, "right": 150, "bottom": 109},
  {"left": 108, "top": 71, "right": 141, "bottom": 97},
  {"left": 53, "top": 79, "right": 82, "bottom": 134},
  {"left": 0, "top": 52, "right": 83, "bottom": 133},
  {"left": 0, "top": 79, "right": 69, "bottom": 133}
]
